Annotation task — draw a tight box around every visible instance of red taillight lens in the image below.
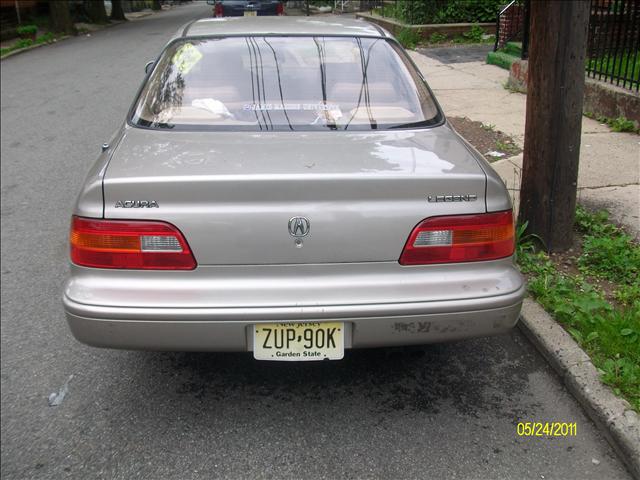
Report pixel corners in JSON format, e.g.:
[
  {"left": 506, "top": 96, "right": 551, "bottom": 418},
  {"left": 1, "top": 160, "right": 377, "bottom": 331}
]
[
  {"left": 214, "top": 2, "right": 223, "bottom": 16},
  {"left": 399, "top": 210, "right": 515, "bottom": 265},
  {"left": 276, "top": 2, "right": 284, "bottom": 15},
  {"left": 70, "top": 216, "right": 196, "bottom": 270}
]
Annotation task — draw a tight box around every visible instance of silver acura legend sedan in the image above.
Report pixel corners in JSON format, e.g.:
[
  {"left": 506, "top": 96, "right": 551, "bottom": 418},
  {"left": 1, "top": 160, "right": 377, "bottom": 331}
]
[{"left": 63, "top": 17, "right": 525, "bottom": 360}]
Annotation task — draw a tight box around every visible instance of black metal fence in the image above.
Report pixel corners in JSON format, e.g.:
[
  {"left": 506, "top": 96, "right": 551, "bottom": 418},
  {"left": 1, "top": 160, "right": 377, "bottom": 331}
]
[{"left": 586, "top": 0, "right": 639, "bottom": 91}]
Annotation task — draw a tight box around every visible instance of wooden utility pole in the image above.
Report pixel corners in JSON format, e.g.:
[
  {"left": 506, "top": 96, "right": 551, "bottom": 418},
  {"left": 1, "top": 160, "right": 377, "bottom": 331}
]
[{"left": 518, "top": 0, "right": 591, "bottom": 252}]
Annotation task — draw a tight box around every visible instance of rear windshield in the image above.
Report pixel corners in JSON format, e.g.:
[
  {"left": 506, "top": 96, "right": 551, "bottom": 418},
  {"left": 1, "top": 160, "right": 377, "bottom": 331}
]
[{"left": 131, "top": 36, "right": 442, "bottom": 131}]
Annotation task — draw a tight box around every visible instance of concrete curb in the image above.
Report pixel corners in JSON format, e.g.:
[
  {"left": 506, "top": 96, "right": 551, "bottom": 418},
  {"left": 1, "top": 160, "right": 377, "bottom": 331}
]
[
  {"left": 1, "top": 38, "right": 69, "bottom": 60},
  {"left": 518, "top": 298, "right": 640, "bottom": 479}
]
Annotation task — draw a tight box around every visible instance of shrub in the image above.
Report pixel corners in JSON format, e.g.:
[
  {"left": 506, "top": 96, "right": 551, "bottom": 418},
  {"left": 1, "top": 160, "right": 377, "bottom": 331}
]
[
  {"left": 14, "top": 38, "right": 34, "bottom": 49},
  {"left": 394, "top": 0, "right": 440, "bottom": 24},
  {"left": 396, "top": 27, "right": 421, "bottom": 49},
  {"left": 433, "top": 0, "right": 503, "bottom": 23},
  {"left": 429, "top": 32, "right": 447, "bottom": 43},
  {"left": 36, "top": 32, "right": 55, "bottom": 44},
  {"left": 381, "top": 0, "right": 502, "bottom": 24},
  {"left": 584, "top": 113, "right": 639, "bottom": 134},
  {"left": 463, "top": 24, "right": 485, "bottom": 42},
  {"left": 609, "top": 116, "right": 638, "bottom": 133},
  {"left": 373, "top": 2, "right": 400, "bottom": 19},
  {"left": 16, "top": 24, "right": 37, "bottom": 39}
]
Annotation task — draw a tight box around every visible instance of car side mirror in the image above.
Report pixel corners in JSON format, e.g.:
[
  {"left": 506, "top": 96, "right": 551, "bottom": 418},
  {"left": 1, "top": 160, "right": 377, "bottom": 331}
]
[{"left": 145, "top": 61, "right": 154, "bottom": 74}]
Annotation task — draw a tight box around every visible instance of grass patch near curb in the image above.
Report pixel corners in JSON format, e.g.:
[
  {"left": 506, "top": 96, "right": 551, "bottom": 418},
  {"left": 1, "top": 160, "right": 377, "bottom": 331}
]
[
  {"left": 0, "top": 32, "right": 59, "bottom": 58},
  {"left": 517, "top": 206, "right": 640, "bottom": 411},
  {"left": 584, "top": 112, "right": 639, "bottom": 134}
]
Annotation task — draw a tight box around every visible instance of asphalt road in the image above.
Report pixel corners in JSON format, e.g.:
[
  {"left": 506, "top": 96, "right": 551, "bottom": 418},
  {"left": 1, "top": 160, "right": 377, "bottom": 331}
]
[{"left": 0, "top": 3, "right": 632, "bottom": 479}]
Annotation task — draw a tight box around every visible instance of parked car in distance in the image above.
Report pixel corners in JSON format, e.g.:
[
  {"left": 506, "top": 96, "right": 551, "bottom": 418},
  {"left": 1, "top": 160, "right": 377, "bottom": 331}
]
[
  {"left": 207, "top": 0, "right": 284, "bottom": 17},
  {"left": 63, "top": 17, "right": 525, "bottom": 361}
]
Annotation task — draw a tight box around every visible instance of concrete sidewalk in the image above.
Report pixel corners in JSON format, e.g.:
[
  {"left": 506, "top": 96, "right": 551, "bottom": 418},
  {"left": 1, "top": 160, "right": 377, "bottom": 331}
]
[{"left": 410, "top": 50, "right": 640, "bottom": 239}]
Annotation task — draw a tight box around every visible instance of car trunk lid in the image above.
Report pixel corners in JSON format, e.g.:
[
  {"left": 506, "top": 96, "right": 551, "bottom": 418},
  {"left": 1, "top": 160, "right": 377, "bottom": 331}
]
[{"left": 103, "top": 125, "right": 487, "bottom": 265}]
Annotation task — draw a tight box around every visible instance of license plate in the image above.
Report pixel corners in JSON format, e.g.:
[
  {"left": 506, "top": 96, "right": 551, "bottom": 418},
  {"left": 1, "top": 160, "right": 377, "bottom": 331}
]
[
  {"left": 253, "top": 322, "right": 344, "bottom": 361},
  {"left": 244, "top": 10, "right": 257, "bottom": 16}
]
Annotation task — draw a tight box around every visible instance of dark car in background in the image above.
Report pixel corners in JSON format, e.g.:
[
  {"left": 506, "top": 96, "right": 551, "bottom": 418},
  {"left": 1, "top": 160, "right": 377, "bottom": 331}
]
[{"left": 207, "top": 0, "right": 284, "bottom": 17}]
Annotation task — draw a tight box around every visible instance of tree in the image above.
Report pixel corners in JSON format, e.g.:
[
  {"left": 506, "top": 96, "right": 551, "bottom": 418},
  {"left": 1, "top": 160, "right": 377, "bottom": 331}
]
[
  {"left": 111, "top": 0, "right": 126, "bottom": 21},
  {"left": 518, "top": 0, "right": 591, "bottom": 252},
  {"left": 49, "top": 0, "right": 76, "bottom": 35},
  {"left": 152, "top": 0, "right": 162, "bottom": 11},
  {"left": 85, "top": 0, "right": 108, "bottom": 24}
]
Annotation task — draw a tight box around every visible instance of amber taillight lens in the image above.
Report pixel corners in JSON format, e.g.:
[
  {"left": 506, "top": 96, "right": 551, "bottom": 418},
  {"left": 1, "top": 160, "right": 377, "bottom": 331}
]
[{"left": 70, "top": 216, "right": 196, "bottom": 270}]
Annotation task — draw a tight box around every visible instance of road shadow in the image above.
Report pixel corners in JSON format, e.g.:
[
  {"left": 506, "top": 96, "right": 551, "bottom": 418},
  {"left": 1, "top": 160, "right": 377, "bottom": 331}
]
[{"left": 109, "top": 330, "right": 544, "bottom": 421}]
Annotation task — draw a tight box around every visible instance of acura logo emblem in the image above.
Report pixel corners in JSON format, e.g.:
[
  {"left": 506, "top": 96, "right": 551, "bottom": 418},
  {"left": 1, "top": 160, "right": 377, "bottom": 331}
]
[{"left": 288, "top": 217, "right": 310, "bottom": 237}]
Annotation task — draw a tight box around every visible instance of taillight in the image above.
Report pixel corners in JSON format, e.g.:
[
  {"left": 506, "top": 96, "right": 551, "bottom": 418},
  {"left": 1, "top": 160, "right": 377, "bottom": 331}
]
[
  {"left": 276, "top": 2, "right": 284, "bottom": 15},
  {"left": 70, "top": 216, "right": 196, "bottom": 270},
  {"left": 214, "top": 2, "right": 223, "bottom": 17},
  {"left": 399, "top": 210, "right": 514, "bottom": 265}
]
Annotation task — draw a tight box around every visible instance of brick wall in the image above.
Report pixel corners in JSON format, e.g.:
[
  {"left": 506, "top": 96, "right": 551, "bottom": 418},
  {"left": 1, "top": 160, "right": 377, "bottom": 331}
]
[{"left": 497, "top": 4, "right": 524, "bottom": 50}]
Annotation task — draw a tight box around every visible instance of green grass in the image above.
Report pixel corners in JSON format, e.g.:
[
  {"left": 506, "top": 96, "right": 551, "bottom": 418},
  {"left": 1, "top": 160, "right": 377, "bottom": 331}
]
[
  {"left": 421, "top": 31, "right": 494, "bottom": 48},
  {"left": 587, "top": 50, "right": 640, "bottom": 85},
  {"left": 495, "top": 139, "right": 519, "bottom": 154},
  {"left": 503, "top": 42, "right": 522, "bottom": 57},
  {"left": 396, "top": 27, "right": 421, "bottom": 50},
  {"left": 461, "top": 24, "right": 484, "bottom": 43},
  {"left": 429, "top": 32, "right": 447, "bottom": 44},
  {"left": 584, "top": 112, "right": 639, "bottom": 134},
  {"left": 0, "top": 32, "right": 58, "bottom": 58},
  {"left": 486, "top": 50, "right": 517, "bottom": 70},
  {"left": 608, "top": 116, "right": 639, "bottom": 133},
  {"left": 452, "top": 27, "right": 494, "bottom": 45},
  {"left": 16, "top": 24, "right": 37, "bottom": 37},
  {"left": 517, "top": 207, "right": 640, "bottom": 411},
  {"left": 574, "top": 206, "right": 640, "bottom": 287}
]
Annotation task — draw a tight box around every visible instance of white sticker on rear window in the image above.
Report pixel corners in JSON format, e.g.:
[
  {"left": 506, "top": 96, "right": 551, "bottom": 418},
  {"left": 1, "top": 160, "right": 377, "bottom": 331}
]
[
  {"left": 172, "top": 43, "right": 203, "bottom": 75},
  {"left": 242, "top": 103, "right": 341, "bottom": 111}
]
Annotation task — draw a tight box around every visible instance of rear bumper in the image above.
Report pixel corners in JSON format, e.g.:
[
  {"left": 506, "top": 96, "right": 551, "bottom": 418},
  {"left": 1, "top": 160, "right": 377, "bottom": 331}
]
[{"left": 63, "top": 285, "right": 525, "bottom": 351}]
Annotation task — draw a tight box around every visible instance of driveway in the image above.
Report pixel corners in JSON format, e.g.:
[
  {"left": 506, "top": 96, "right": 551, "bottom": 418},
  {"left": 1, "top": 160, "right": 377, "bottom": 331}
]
[
  {"left": 417, "top": 44, "right": 493, "bottom": 64},
  {"left": 0, "top": 3, "right": 632, "bottom": 478}
]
